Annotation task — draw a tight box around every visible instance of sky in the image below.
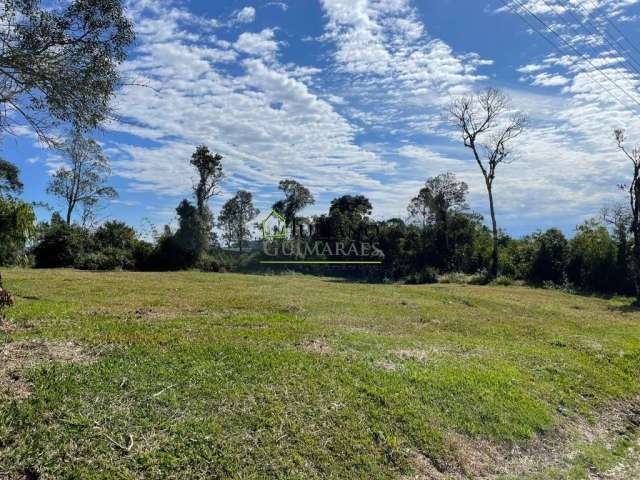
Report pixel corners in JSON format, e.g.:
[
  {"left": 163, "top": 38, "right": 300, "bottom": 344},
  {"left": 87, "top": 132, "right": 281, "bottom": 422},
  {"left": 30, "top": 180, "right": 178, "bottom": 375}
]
[{"left": 6, "top": 0, "right": 640, "bottom": 237}]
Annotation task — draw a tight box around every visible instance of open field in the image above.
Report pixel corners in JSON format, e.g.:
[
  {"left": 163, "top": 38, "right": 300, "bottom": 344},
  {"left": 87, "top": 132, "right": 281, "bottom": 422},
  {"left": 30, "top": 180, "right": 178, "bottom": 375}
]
[{"left": 1, "top": 269, "right": 640, "bottom": 479}]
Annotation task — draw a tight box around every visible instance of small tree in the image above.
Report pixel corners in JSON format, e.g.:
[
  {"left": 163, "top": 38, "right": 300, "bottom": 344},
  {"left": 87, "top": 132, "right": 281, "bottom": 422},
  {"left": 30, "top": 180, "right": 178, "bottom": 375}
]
[
  {"left": 0, "top": 160, "right": 35, "bottom": 266},
  {"left": 448, "top": 88, "right": 526, "bottom": 277},
  {"left": 273, "top": 180, "right": 314, "bottom": 237},
  {"left": 614, "top": 129, "right": 640, "bottom": 300},
  {"left": 190, "top": 145, "right": 224, "bottom": 219},
  {"left": 0, "top": 197, "right": 36, "bottom": 265},
  {"left": 528, "top": 228, "right": 568, "bottom": 285},
  {"left": 47, "top": 130, "right": 117, "bottom": 224},
  {"left": 408, "top": 173, "right": 468, "bottom": 228},
  {"left": 218, "top": 191, "right": 259, "bottom": 252},
  {"left": 408, "top": 173, "right": 469, "bottom": 270}
]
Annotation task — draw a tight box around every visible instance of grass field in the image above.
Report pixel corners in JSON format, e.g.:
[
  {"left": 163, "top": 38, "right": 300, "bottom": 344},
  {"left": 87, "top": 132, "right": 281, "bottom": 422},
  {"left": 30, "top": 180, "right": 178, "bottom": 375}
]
[{"left": 1, "top": 269, "right": 640, "bottom": 479}]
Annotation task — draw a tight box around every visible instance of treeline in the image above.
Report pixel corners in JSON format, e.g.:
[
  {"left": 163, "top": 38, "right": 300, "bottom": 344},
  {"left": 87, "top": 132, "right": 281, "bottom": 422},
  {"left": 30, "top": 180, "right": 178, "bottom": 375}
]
[{"left": 1, "top": 151, "right": 634, "bottom": 296}]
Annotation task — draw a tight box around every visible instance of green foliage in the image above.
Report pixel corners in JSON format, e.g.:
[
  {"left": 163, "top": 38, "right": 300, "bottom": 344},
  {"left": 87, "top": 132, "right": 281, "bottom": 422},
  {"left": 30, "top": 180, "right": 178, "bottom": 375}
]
[
  {"left": 0, "top": 197, "right": 36, "bottom": 265},
  {"left": 273, "top": 179, "right": 315, "bottom": 235},
  {"left": 567, "top": 220, "right": 620, "bottom": 293},
  {"left": 150, "top": 200, "right": 208, "bottom": 270},
  {"left": 190, "top": 145, "right": 223, "bottom": 226},
  {"left": 218, "top": 190, "right": 259, "bottom": 252},
  {"left": 0, "top": 158, "right": 23, "bottom": 195},
  {"left": 32, "top": 214, "right": 89, "bottom": 268},
  {"left": 0, "top": 0, "right": 134, "bottom": 142},
  {"left": 47, "top": 129, "right": 117, "bottom": 224},
  {"left": 405, "top": 266, "right": 439, "bottom": 284},
  {"left": 528, "top": 228, "right": 568, "bottom": 285},
  {"left": 196, "top": 254, "right": 223, "bottom": 272}
]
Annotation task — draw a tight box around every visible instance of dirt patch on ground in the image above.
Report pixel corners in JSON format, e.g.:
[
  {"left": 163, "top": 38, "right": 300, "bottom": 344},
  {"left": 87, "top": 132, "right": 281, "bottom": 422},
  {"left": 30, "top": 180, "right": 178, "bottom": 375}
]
[
  {"left": 299, "top": 339, "right": 333, "bottom": 355},
  {"left": 0, "top": 339, "right": 100, "bottom": 400},
  {"left": 405, "top": 396, "right": 640, "bottom": 479}
]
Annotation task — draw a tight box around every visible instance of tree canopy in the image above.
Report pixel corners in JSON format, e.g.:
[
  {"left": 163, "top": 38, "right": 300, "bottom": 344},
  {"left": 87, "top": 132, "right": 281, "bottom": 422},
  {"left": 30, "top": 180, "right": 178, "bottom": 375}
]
[{"left": 0, "top": 0, "right": 134, "bottom": 143}]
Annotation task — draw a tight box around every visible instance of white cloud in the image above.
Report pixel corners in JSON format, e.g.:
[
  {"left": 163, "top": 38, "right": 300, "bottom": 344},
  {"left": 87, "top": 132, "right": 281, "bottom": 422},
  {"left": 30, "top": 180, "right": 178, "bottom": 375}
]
[
  {"left": 107, "top": 0, "right": 391, "bottom": 213},
  {"left": 234, "top": 6, "right": 256, "bottom": 24},
  {"left": 234, "top": 29, "right": 279, "bottom": 60}
]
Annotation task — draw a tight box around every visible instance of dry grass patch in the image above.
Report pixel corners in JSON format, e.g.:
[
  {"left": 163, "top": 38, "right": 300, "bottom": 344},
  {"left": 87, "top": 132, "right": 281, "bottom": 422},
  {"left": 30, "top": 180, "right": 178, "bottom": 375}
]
[
  {"left": 0, "top": 339, "right": 101, "bottom": 399},
  {"left": 299, "top": 338, "right": 333, "bottom": 355}
]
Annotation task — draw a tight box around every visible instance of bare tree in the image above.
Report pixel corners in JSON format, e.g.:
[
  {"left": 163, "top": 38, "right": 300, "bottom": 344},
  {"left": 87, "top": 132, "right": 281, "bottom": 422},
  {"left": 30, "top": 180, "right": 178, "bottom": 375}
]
[
  {"left": 447, "top": 88, "right": 526, "bottom": 277},
  {"left": 614, "top": 129, "right": 640, "bottom": 300},
  {"left": 47, "top": 129, "right": 117, "bottom": 224}
]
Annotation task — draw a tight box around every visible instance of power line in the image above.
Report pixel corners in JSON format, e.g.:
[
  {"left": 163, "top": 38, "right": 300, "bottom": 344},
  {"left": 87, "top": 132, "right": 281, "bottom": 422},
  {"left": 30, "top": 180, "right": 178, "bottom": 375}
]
[
  {"left": 506, "top": 0, "right": 640, "bottom": 114},
  {"left": 559, "top": 0, "right": 640, "bottom": 80},
  {"left": 586, "top": 0, "right": 640, "bottom": 60},
  {"left": 500, "top": 0, "right": 638, "bottom": 115}
]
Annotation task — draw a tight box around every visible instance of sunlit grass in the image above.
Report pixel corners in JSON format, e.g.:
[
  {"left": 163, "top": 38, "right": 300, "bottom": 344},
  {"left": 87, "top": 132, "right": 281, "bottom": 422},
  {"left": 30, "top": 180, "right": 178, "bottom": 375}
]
[{"left": 1, "top": 269, "right": 639, "bottom": 478}]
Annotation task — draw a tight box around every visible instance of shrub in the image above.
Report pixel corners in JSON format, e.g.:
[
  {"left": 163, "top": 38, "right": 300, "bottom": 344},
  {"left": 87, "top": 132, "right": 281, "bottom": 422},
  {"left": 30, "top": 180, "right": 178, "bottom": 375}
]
[
  {"left": 492, "top": 275, "right": 514, "bottom": 286},
  {"left": 566, "top": 221, "right": 619, "bottom": 293},
  {"left": 468, "top": 269, "right": 491, "bottom": 285},
  {"left": 33, "top": 214, "right": 89, "bottom": 268},
  {"left": 75, "top": 252, "right": 120, "bottom": 271},
  {"left": 406, "top": 267, "right": 438, "bottom": 285},
  {"left": 438, "top": 272, "right": 471, "bottom": 284},
  {"left": 197, "top": 254, "right": 222, "bottom": 272}
]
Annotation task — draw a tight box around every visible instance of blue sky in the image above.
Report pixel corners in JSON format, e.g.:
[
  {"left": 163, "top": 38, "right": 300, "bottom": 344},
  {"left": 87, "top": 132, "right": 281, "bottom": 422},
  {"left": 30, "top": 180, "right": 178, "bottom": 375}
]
[{"left": 6, "top": 0, "right": 640, "bottom": 236}]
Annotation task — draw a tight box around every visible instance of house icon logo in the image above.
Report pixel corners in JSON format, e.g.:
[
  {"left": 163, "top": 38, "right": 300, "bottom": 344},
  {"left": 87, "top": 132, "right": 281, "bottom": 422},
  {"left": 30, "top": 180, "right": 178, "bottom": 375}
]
[{"left": 261, "top": 210, "right": 288, "bottom": 240}]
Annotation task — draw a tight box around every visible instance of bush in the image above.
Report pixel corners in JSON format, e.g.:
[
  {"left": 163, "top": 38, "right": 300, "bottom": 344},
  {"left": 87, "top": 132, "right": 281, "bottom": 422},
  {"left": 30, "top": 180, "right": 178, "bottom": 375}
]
[
  {"left": 33, "top": 214, "right": 89, "bottom": 268},
  {"left": 438, "top": 272, "right": 472, "bottom": 284},
  {"left": 468, "top": 269, "right": 491, "bottom": 285},
  {"left": 492, "top": 275, "right": 514, "bottom": 286},
  {"left": 197, "top": 254, "right": 222, "bottom": 272},
  {"left": 406, "top": 267, "right": 438, "bottom": 285},
  {"left": 566, "top": 221, "right": 620, "bottom": 293},
  {"left": 75, "top": 252, "right": 120, "bottom": 271}
]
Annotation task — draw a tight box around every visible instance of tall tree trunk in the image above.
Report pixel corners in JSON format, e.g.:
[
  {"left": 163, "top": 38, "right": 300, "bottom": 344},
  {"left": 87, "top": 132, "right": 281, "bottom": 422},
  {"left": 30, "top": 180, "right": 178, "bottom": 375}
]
[
  {"left": 631, "top": 173, "right": 640, "bottom": 302},
  {"left": 487, "top": 183, "right": 499, "bottom": 278},
  {"left": 66, "top": 205, "right": 72, "bottom": 225}
]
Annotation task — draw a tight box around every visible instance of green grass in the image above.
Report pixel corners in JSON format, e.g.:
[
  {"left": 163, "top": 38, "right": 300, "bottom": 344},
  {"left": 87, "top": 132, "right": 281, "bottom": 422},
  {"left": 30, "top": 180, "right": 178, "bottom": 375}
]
[{"left": 1, "top": 269, "right": 640, "bottom": 478}]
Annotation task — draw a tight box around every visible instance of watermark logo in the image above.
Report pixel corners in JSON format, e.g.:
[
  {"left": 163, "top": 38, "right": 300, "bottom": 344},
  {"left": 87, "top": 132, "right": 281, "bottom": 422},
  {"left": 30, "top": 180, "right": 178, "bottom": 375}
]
[
  {"left": 261, "top": 209, "right": 288, "bottom": 240},
  {"left": 257, "top": 211, "right": 383, "bottom": 266}
]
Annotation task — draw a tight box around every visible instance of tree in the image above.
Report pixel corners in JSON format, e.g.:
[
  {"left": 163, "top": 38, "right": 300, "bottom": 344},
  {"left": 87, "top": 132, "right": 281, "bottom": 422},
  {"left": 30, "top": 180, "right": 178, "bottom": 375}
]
[
  {"left": 273, "top": 179, "right": 315, "bottom": 237},
  {"left": 0, "top": 0, "right": 134, "bottom": 144},
  {"left": 151, "top": 200, "right": 208, "bottom": 270},
  {"left": 448, "top": 88, "right": 526, "bottom": 277},
  {"left": 0, "top": 159, "right": 23, "bottom": 195},
  {"left": 567, "top": 220, "right": 619, "bottom": 293},
  {"left": 190, "top": 145, "right": 224, "bottom": 220},
  {"left": 408, "top": 173, "right": 468, "bottom": 229},
  {"left": 0, "top": 160, "right": 34, "bottom": 265},
  {"left": 326, "top": 194, "right": 373, "bottom": 242},
  {"left": 408, "top": 173, "right": 469, "bottom": 269},
  {"left": 218, "top": 191, "right": 259, "bottom": 252},
  {"left": 602, "top": 204, "right": 634, "bottom": 294},
  {"left": 329, "top": 195, "right": 372, "bottom": 221},
  {"left": 0, "top": 196, "right": 36, "bottom": 265},
  {"left": 614, "top": 129, "right": 640, "bottom": 300},
  {"left": 47, "top": 129, "right": 117, "bottom": 224},
  {"left": 528, "top": 228, "right": 568, "bottom": 285}
]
